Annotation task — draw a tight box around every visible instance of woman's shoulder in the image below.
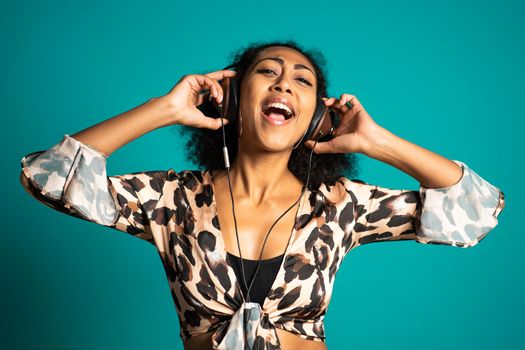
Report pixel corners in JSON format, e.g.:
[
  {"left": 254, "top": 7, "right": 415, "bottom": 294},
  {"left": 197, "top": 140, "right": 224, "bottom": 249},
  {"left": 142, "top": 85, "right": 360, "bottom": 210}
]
[
  {"left": 165, "top": 168, "right": 204, "bottom": 180},
  {"left": 163, "top": 168, "right": 210, "bottom": 191},
  {"left": 318, "top": 175, "right": 374, "bottom": 205}
]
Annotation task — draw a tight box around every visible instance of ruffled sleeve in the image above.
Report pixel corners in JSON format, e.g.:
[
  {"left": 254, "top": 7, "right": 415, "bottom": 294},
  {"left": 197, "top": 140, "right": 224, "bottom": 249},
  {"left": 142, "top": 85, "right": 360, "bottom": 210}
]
[
  {"left": 345, "top": 160, "right": 505, "bottom": 250},
  {"left": 20, "top": 134, "right": 169, "bottom": 245}
]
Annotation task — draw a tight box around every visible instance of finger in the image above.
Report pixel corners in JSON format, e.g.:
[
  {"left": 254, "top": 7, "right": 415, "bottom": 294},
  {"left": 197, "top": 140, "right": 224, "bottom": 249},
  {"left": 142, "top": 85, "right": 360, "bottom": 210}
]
[
  {"left": 339, "top": 93, "right": 355, "bottom": 107},
  {"left": 213, "top": 117, "right": 229, "bottom": 129},
  {"left": 195, "top": 75, "right": 221, "bottom": 103},
  {"left": 194, "top": 75, "right": 216, "bottom": 96},
  {"left": 304, "top": 140, "right": 315, "bottom": 149},
  {"left": 322, "top": 97, "right": 337, "bottom": 106},
  {"left": 206, "top": 74, "right": 229, "bottom": 104},
  {"left": 324, "top": 97, "right": 345, "bottom": 112},
  {"left": 205, "top": 69, "right": 237, "bottom": 81},
  {"left": 304, "top": 139, "right": 336, "bottom": 154},
  {"left": 332, "top": 95, "right": 347, "bottom": 109},
  {"left": 324, "top": 96, "right": 350, "bottom": 111},
  {"left": 338, "top": 94, "right": 355, "bottom": 112},
  {"left": 210, "top": 77, "right": 223, "bottom": 103},
  {"left": 342, "top": 94, "right": 363, "bottom": 112},
  {"left": 314, "top": 140, "right": 335, "bottom": 154},
  {"left": 203, "top": 116, "right": 229, "bottom": 130}
]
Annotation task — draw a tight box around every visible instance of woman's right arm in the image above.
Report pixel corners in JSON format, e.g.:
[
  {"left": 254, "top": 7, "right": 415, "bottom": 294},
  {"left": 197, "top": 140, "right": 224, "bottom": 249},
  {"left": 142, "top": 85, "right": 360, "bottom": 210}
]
[
  {"left": 69, "top": 96, "right": 178, "bottom": 157},
  {"left": 70, "top": 66, "right": 235, "bottom": 156},
  {"left": 19, "top": 70, "right": 237, "bottom": 244}
]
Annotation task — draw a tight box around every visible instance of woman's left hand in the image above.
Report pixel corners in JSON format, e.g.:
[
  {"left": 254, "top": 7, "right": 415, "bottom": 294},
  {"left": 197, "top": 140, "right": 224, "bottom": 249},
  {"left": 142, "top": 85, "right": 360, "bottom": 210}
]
[{"left": 304, "top": 94, "right": 382, "bottom": 155}]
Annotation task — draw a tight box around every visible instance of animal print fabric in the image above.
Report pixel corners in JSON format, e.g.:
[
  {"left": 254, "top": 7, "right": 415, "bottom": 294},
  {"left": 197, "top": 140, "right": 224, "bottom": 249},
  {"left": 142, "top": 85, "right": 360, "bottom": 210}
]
[{"left": 20, "top": 134, "right": 505, "bottom": 349}]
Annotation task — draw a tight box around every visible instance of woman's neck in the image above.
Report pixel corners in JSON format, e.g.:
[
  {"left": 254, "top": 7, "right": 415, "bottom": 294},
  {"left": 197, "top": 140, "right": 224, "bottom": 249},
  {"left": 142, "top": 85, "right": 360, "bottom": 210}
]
[{"left": 220, "top": 148, "right": 303, "bottom": 206}]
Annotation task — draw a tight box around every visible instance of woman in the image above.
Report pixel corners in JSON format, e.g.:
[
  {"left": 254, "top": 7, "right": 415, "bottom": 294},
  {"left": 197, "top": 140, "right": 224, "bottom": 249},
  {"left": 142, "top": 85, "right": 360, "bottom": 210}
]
[{"left": 19, "top": 40, "right": 505, "bottom": 350}]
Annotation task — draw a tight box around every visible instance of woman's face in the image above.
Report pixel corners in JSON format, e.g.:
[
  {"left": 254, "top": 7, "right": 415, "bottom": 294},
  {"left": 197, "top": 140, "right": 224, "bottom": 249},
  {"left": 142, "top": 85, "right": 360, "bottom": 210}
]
[{"left": 238, "top": 46, "right": 318, "bottom": 151}]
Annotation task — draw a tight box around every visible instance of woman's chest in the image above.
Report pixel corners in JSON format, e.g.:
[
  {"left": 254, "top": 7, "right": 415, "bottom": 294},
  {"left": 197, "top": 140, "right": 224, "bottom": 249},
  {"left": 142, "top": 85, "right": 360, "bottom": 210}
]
[
  {"left": 160, "top": 179, "right": 353, "bottom": 345},
  {"left": 213, "top": 189, "right": 302, "bottom": 260}
]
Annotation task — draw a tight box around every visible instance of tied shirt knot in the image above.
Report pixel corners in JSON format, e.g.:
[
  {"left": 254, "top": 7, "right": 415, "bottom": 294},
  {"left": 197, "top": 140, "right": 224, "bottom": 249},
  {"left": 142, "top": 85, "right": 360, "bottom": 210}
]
[{"left": 212, "top": 302, "right": 280, "bottom": 350}]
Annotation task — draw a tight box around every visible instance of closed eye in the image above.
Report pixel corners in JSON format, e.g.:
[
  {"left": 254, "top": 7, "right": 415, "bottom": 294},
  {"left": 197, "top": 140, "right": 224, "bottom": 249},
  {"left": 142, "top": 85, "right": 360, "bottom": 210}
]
[
  {"left": 297, "top": 77, "right": 313, "bottom": 86},
  {"left": 257, "top": 68, "right": 276, "bottom": 75},
  {"left": 256, "top": 68, "right": 313, "bottom": 86}
]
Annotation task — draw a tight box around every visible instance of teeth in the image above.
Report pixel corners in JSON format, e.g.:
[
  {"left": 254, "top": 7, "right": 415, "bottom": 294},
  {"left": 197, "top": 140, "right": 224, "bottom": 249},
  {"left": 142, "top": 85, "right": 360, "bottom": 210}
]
[{"left": 263, "top": 102, "right": 293, "bottom": 117}]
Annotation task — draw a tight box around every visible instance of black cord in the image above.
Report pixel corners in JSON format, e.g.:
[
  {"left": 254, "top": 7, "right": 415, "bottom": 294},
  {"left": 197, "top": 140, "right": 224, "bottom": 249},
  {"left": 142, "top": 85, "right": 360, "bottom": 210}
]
[
  {"left": 218, "top": 115, "right": 249, "bottom": 302},
  {"left": 219, "top": 113, "right": 321, "bottom": 304},
  {"left": 245, "top": 137, "right": 319, "bottom": 302}
]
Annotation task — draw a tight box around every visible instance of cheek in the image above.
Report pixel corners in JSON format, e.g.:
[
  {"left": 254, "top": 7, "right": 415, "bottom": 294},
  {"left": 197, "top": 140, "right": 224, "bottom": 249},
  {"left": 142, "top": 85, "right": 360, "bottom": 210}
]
[
  {"left": 239, "top": 82, "right": 260, "bottom": 112},
  {"left": 299, "top": 97, "right": 318, "bottom": 125}
]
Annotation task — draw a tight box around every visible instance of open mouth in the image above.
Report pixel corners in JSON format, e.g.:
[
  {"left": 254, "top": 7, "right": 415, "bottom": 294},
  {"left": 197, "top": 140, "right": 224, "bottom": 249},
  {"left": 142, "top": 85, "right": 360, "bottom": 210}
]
[{"left": 261, "top": 103, "right": 295, "bottom": 121}]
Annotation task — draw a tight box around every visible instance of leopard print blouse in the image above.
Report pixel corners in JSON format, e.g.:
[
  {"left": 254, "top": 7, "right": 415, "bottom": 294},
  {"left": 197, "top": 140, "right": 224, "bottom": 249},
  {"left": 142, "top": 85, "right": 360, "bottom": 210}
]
[{"left": 20, "top": 135, "right": 506, "bottom": 349}]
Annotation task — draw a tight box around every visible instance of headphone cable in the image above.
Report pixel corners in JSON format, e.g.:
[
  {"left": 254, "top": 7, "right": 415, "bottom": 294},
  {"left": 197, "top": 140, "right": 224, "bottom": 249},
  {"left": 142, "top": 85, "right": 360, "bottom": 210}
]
[
  {"left": 219, "top": 114, "right": 321, "bottom": 303},
  {"left": 244, "top": 135, "right": 319, "bottom": 303}
]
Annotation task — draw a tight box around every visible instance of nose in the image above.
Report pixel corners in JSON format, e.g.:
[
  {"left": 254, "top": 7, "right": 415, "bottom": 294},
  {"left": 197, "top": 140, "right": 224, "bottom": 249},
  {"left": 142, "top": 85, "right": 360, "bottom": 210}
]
[{"left": 270, "top": 74, "right": 293, "bottom": 94}]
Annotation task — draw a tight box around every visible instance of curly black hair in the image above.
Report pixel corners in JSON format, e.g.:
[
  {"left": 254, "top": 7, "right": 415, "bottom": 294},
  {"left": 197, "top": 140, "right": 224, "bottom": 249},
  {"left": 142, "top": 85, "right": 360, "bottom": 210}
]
[{"left": 177, "top": 39, "right": 360, "bottom": 190}]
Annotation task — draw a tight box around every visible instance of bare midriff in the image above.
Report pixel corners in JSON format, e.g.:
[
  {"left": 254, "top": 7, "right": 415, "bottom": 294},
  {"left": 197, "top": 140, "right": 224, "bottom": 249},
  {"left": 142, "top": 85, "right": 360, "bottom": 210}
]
[{"left": 183, "top": 327, "right": 328, "bottom": 350}]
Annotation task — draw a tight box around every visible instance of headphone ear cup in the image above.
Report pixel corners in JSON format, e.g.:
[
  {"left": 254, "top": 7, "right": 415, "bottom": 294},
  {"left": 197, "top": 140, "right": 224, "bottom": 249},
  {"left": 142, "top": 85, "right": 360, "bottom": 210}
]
[
  {"left": 229, "top": 75, "right": 239, "bottom": 124},
  {"left": 304, "top": 96, "right": 339, "bottom": 143},
  {"left": 215, "top": 75, "right": 239, "bottom": 125},
  {"left": 304, "top": 95, "right": 326, "bottom": 141}
]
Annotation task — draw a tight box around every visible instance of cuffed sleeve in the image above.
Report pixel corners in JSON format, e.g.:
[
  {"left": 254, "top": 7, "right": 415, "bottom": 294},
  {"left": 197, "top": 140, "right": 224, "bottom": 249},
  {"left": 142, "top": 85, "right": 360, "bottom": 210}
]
[
  {"left": 416, "top": 160, "right": 505, "bottom": 247},
  {"left": 20, "top": 135, "right": 169, "bottom": 245},
  {"left": 346, "top": 160, "right": 505, "bottom": 250},
  {"left": 21, "top": 134, "right": 119, "bottom": 225}
]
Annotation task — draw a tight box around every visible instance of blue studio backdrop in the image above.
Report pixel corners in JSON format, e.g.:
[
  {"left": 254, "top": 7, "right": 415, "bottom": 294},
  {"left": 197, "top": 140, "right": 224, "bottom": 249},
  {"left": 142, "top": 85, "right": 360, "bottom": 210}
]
[{"left": 2, "top": 0, "right": 522, "bottom": 349}]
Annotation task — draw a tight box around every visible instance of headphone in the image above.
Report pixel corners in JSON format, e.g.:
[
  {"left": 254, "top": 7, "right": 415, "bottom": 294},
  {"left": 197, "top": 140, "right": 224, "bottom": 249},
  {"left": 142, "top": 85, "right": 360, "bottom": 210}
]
[{"left": 202, "top": 64, "right": 341, "bottom": 147}]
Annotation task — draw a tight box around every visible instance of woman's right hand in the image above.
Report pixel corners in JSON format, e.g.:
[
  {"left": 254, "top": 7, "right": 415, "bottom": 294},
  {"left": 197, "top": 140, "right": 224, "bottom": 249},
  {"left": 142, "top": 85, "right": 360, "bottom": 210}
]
[{"left": 163, "top": 69, "right": 237, "bottom": 129}]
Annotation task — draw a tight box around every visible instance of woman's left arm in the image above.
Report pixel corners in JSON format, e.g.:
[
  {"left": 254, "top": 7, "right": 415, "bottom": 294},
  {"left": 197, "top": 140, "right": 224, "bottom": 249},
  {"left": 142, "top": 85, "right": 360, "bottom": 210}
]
[
  {"left": 306, "top": 94, "right": 506, "bottom": 249},
  {"left": 357, "top": 125, "right": 464, "bottom": 189}
]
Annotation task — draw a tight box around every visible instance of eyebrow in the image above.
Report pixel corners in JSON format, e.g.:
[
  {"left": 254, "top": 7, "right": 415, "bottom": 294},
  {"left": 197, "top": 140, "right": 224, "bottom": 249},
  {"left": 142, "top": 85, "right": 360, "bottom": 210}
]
[{"left": 254, "top": 57, "right": 315, "bottom": 76}]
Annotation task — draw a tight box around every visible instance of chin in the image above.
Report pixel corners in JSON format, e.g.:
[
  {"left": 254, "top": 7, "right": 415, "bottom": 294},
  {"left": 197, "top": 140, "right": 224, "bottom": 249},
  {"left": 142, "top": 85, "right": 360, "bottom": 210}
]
[
  {"left": 262, "top": 143, "right": 292, "bottom": 152},
  {"left": 249, "top": 135, "right": 293, "bottom": 152}
]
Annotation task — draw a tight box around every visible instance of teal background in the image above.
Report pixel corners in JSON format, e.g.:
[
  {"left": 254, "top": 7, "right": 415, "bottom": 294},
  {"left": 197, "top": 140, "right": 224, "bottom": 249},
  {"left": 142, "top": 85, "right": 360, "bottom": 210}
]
[{"left": 2, "top": 0, "right": 522, "bottom": 349}]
